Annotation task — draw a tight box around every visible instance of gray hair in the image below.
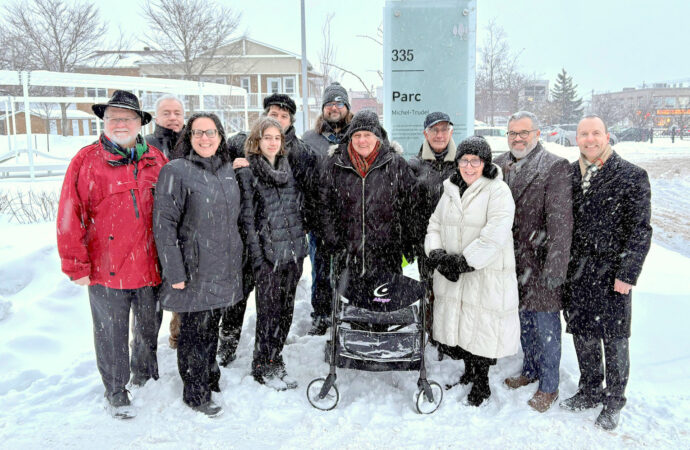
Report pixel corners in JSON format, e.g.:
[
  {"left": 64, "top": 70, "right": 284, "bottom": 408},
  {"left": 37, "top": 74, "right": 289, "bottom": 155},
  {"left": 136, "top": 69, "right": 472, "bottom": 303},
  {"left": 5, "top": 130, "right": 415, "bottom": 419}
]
[
  {"left": 154, "top": 94, "right": 184, "bottom": 115},
  {"left": 580, "top": 114, "right": 608, "bottom": 133},
  {"left": 508, "top": 111, "right": 540, "bottom": 130}
]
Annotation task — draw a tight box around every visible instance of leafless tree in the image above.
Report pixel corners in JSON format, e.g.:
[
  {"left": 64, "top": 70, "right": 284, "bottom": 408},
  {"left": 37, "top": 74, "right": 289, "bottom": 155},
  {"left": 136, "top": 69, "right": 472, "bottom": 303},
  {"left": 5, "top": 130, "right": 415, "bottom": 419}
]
[
  {"left": 591, "top": 93, "right": 625, "bottom": 127},
  {"left": 141, "top": 0, "right": 242, "bottom": 80},
  {"left": 319, "top": 13, "right": 340, "bottom": 89},
  {"left": 476, "top": 19, "right": 510, "bottom": 126},
  {"left": 1, "top": 0, "right": 109, "bottom": 136}
]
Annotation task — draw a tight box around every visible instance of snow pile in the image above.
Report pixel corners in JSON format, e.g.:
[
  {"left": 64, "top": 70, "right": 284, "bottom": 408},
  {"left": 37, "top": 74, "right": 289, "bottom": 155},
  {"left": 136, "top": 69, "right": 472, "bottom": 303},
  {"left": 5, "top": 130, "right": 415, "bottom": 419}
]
[{"left": 0, "top": 218, "right": 689, "bottom": 448}]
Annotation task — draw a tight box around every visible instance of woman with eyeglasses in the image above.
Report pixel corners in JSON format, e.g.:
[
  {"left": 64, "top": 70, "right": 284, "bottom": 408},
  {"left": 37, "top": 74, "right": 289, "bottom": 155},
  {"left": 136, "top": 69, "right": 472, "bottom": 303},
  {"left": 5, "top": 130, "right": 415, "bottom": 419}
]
[
  {"left": 235, "top": 117, "right": 307, "bottom": 391},
  {"left": 153, "top": 112, "right": 244, "bottom": 417},
  {"left": 424, "top": 136, "right": 520, "bottom": 407}
]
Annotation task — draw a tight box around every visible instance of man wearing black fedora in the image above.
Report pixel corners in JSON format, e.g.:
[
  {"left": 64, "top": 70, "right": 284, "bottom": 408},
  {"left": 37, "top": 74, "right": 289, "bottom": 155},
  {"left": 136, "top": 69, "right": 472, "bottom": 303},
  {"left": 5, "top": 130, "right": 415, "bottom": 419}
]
[{"left": 57, "top": 90, "right": 169, "bottom": 419}]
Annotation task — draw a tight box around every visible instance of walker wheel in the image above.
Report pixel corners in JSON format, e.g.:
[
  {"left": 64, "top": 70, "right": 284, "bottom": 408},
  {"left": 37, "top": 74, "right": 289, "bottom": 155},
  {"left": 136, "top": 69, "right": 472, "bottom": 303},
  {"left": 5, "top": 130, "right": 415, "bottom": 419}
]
[
  {"left": 415, "top": 381, "right": 443, "bottom": 414},
  {"left": 307, "top": 378, "right": 339, "bottom": 411}
]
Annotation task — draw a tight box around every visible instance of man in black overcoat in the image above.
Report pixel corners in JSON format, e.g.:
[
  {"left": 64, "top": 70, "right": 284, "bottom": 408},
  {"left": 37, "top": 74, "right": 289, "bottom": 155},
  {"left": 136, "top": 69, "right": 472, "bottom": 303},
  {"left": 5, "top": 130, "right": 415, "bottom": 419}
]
[{"left": 560, "top": 115, "right": 652, "bottom": 431}]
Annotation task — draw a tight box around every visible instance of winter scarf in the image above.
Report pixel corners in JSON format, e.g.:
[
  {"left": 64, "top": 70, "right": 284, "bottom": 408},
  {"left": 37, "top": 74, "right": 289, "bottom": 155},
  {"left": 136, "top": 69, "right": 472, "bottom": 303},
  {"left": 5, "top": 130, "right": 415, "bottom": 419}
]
[
  {"left": 251, "top": 153, "right": 290, "bottom": 186},
  {"left": 101, "top": 134, "right": 148, "bottom": 163},
  {"left": 578, "top": 143, "right": 613, "bottom": 194},
  {"left": 348, "top": 140, "right": 381, "bottom": 177}
]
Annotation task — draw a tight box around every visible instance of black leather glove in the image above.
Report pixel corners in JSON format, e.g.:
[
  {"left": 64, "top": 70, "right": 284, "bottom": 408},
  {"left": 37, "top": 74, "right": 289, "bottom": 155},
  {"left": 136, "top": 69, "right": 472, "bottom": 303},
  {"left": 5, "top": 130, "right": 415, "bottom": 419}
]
[
  {"left": 426, "top": 249, "right": 446, "bottom": 271},
  {"left": 437, "top": 254, "right": 475, "bottom": 282}
]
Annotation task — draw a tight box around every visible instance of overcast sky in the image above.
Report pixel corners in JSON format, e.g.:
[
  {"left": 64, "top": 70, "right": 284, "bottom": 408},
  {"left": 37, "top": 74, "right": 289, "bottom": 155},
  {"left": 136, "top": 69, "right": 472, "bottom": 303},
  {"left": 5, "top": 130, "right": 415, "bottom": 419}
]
[{"left": 99, "top": 0, "right": 690, "bottom": 99}]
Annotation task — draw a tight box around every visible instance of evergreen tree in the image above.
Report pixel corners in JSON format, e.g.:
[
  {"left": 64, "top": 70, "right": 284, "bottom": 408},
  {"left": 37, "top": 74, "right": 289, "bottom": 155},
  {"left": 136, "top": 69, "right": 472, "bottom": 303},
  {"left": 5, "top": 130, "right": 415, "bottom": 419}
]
[{"left": 551, "top": 68, "right": 583, "bottom": 123}]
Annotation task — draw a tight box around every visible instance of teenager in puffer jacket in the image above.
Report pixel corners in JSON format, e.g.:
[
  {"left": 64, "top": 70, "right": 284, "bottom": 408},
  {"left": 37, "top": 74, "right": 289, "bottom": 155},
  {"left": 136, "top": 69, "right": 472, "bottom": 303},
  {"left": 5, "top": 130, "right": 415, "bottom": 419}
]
[{"left": 235, "top": 117, "right": 308, "bottom": 391}]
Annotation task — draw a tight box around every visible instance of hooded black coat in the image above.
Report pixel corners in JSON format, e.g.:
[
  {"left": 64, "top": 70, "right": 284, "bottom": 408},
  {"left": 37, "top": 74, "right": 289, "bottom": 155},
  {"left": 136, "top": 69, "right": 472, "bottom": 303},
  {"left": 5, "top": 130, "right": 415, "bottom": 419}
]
[
  {"left": 153, "top": 153, "right": 244, "bottom": 313},
  {"left": 236, "top": 154, "right": 307, "bottom": 271},
  {"left": 565, "top": 151, "right": 652, "bottom": 339},
  {"left": 318, "top": 140, "right": 419, "bottom": 277}
]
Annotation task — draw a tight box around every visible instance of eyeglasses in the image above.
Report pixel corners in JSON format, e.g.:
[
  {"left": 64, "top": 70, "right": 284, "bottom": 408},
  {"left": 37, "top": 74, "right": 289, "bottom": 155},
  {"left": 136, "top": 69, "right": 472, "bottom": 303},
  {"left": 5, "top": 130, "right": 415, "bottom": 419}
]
[
  {"left": 507, "top": 130, "right": 537, "bottom": 139},
  {"left": 191, "top": 129, "right": 218, "bottom": 138},
  {"left": 324, "top": 101, "right": 345, "bottom": 109},
  {"left": 458, "top": 158, "right": 483, "bottom": 168},
  {"left": 104, "top": 116, "right": 139, "bottom": 125},
  {"left": 427, "top": 126, "right": 452, "bottom": 136}
]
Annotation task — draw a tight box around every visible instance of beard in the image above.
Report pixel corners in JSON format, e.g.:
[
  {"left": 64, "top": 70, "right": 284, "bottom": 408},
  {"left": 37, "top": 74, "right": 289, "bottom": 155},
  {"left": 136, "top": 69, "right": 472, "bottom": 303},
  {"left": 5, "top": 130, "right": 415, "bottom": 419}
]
[
  {"left": 510, "top": 138, "right": 538, "bottom": 159},
  {"left": 107, "top": 132, "right": 138, "bottom": 148}
]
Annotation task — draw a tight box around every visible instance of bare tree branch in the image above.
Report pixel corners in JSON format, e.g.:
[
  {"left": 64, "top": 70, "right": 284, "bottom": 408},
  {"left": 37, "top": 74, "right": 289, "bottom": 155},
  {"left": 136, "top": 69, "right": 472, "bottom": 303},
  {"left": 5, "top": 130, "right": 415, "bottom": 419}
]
[
  {"left": 323, "top": 62, "right": 374, "bottom": 98},
  {"left": 141, "top": 0, "right": 242, "bottom": 80}
]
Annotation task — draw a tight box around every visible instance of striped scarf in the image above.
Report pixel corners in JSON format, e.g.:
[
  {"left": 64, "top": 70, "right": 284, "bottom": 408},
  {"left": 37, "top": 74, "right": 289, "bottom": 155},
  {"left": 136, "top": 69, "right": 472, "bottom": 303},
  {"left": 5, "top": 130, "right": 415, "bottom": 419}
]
[
  {"left": 348, "top": 140, "right": 381, "bottom": 177},
  {"left": 578, "top": 144, "right": 613, "bottom": 194}
]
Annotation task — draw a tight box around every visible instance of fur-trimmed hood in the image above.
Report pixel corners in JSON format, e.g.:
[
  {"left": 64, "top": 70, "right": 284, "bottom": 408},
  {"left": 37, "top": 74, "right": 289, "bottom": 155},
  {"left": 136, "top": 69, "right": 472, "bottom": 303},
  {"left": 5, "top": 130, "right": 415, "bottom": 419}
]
[{"left": 419, "top": 137, "right": 457, "bottom": 162}]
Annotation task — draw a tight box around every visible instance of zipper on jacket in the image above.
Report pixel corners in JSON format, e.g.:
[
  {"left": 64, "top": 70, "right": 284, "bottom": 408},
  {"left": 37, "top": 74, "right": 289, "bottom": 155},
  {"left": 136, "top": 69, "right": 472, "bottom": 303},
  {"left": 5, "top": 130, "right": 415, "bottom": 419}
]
[{"left": 131, "top": 162, "right": 140, "bottom": 219}]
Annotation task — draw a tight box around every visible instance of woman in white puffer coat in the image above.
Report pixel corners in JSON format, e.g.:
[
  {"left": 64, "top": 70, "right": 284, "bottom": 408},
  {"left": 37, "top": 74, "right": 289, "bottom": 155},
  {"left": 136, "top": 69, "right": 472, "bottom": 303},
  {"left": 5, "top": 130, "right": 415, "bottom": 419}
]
[{"left": 424, "top": 135, "right": 520, "bottom": 407}]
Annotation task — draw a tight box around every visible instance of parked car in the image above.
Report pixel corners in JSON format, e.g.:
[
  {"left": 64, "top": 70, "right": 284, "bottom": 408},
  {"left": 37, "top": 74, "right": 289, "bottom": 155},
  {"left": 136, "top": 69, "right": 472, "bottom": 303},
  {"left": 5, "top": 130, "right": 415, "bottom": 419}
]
[
  {"left": 474, "top": 126, "right": 506, "bottom": 138},
  {"left": 543, "top": 123, "right": 617, "bottom": 146},
  {"left": 615, "top": 127, "right": 650, "bottom": 142}
]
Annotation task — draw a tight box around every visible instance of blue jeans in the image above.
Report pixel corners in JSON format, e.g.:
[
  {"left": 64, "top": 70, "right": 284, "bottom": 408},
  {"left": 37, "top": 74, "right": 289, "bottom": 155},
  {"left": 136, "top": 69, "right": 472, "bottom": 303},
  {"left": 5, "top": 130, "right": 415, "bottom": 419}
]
[
  {"left": 308, "top": 233, "right": 331, "bottom": 320},
  {"left": 519, "top": 310, "right": 562, "bottom": 393}
]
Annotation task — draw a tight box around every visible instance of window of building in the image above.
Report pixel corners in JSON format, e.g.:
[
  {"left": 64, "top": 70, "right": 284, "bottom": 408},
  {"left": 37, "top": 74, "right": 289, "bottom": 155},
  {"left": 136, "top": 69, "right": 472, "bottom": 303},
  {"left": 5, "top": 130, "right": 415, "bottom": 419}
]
[
  {"left": 240, "top": 77, "right": 251, "bottom": 93},
  {"left": 267, "top": 77, "right": 282, "bottom": 93},
  {"left": 85, "top": 87, "right": 107, "bottom": 97},
  {"left": 283, "top": 77, "right": 296, "bottom": 95},
  {"left": 664, "top": 97, "right": 676, "bottom": 107}
]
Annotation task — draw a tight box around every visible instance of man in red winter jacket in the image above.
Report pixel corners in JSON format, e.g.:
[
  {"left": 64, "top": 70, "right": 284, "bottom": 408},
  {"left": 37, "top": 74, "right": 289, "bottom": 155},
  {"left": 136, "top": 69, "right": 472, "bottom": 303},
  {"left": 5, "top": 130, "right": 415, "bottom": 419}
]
[{"left": 56, "top": 90, "right": 168, "bottom": 419}]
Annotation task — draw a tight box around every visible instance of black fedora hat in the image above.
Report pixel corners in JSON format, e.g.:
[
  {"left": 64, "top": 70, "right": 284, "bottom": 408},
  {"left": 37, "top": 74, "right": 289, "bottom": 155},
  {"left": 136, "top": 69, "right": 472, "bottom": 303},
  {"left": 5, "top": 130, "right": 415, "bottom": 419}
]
[{"left": 92, "top": 90, "right": 152, "bottom": 125}]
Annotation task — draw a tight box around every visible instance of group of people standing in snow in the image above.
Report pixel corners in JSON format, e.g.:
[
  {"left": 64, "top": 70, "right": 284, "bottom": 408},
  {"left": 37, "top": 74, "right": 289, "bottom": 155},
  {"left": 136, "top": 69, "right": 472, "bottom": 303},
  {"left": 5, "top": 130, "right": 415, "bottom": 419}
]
[{"left": 56, "top": 83, "right": 651, "bottom": 430}]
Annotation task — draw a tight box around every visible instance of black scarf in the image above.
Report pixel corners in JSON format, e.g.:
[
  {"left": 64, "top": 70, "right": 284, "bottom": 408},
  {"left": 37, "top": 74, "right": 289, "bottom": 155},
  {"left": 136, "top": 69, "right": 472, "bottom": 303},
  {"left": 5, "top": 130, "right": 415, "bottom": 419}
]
[{"left": 250, "top": 153, "right": 290, "bottom": 186}]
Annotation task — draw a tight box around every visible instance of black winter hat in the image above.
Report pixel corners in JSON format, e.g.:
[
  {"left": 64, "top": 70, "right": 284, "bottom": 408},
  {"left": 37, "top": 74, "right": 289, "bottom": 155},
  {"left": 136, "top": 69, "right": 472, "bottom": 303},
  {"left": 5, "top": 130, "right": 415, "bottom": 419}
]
[
  {"left": 322, "top": 82, "right": 350, "bottom": 110},
  {"left": 424, "top": 111, "right": 453, "bottom": 129},
  {"left": 347, "top": 110, "right": 387, "bottom": 142},
  {"left": 455, "top": 135, "right": 498, "bottom": 179},
  {"left": 92, "top": 90, "right": 152, "bottom": 125},
  {"left": 263, "top": 93, "right": 296, "bottom": 115}
]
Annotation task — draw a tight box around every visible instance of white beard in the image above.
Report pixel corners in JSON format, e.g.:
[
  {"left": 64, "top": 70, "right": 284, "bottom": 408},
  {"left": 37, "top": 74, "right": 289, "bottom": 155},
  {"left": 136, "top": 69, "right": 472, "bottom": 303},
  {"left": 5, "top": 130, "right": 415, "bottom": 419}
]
[{"left": 510, "top": 139, "right": 538, "bottom": 160}]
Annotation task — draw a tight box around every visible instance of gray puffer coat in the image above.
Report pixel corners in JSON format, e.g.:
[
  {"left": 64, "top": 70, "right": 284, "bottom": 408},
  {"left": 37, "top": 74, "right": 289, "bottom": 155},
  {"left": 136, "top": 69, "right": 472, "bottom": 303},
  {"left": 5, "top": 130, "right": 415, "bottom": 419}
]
[{"left": 153, "top": 153, "right": 244, "bottom": 312}]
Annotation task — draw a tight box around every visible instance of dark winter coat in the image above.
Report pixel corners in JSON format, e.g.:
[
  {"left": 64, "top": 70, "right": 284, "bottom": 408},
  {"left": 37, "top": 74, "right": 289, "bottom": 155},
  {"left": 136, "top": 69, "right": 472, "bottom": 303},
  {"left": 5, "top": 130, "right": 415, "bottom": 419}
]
[
  {"left": 236, "top": 153, "right": 307, "bottom": 271},
  {"left": 57, "top": 135, "right": 168, "bottom": 289},
  {"left": 226, "top": 127, "right": 318, "bottom": 232},
  {"left": 153, "top": 153, "right": 244, "bottom": 313},
  {"left": 302, "top": 119, "right": 350, "bottom": 158},
  {"left": 145, "top": 124, "right": 181, "bottom": 159},
  {"left": 318, "top": 140, "right": 419, "bottom": 276},
  {"left": 408, "top": 137, "right": 457, "bottom": 279},
  {"left": 565, "top": 152, "right": 652, "bottom": 339},
  {"left": 494, "top": 143, "right": 573, "bottom": 312}
]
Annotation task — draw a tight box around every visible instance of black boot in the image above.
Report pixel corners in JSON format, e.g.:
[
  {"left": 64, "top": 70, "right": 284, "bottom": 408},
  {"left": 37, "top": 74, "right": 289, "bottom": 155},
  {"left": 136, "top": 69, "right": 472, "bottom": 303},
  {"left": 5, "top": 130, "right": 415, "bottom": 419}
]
[
  {"left": 217, "top": 333, "right": 239, "bottom": 367},
  {"left": 595, "top": 405, "right": 621, "bottom": 430},
  {"left": 467, "top": 359, "right": 491, "bottom": 407}
]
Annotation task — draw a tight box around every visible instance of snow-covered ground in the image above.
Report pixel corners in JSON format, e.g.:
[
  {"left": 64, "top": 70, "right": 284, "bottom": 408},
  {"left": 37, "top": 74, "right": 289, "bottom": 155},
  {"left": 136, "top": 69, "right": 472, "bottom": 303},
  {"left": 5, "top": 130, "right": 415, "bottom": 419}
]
[{"left": 1, "top": 137, "right": 689, "bottom": 448}]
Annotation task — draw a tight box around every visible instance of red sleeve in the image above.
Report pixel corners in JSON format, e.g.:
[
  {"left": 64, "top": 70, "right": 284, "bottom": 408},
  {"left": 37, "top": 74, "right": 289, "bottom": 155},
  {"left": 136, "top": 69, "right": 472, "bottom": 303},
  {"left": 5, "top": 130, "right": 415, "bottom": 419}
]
[{"left": 56, "top": 150, "right": 92, "bottom": 281}]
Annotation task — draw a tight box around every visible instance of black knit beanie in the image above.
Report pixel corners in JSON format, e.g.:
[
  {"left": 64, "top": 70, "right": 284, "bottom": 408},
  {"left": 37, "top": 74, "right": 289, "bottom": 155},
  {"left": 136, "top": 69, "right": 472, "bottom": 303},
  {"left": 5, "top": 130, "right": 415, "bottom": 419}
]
[
  {"left": 455, "top": 135, "right": 498, "bottom": 179},
  {"left": 322, "top": 82, "right": 350, "bottom": 110},
  {"left": 347, "top": 110, "right": 387, "bottom": 142}
]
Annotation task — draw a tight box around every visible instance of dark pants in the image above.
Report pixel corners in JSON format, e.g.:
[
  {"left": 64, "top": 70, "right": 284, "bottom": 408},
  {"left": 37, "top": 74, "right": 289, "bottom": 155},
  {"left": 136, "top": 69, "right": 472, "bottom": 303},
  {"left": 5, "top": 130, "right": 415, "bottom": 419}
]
[
  {"left": 519, "top": 310, "right": 561, "bottom": 393},
  {"left": 88, "top": 284, "right": 159, "bottom": 395},
  {"left": 573, "top": 334, "right": 629, "bottom": 411},
  {"left": 309, "top": 233, "right": 331, "bottom": 321},
  {"left": 218, "top": 266, "right": 254, "bottom": 348},
  {"left": 253, "top": 261, "right": 302, "bottom": 366},
  {"left": 437, "top": 343, "right": 495, "bottom": 382},
  {"left": 177, "top": 308, "right": 222, "bottom": 407}
]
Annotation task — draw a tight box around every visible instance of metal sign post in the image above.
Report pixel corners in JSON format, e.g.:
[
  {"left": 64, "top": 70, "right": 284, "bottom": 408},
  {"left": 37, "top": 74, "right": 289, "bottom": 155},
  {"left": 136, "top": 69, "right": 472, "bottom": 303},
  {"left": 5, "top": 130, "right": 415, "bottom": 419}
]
[{"left": 383, "top": 0, "right": 476, "bottom": 158}]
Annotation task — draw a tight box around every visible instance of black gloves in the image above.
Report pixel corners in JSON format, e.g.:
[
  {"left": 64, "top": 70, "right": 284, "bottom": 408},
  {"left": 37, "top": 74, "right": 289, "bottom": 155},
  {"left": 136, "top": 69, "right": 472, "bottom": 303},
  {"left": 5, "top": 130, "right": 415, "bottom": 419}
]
[
  {"left": 426, "top": 249, "right": 446, "bottom": 271},
  {"left": 436, "top": 253, "right": 475, "bottom": 282}
]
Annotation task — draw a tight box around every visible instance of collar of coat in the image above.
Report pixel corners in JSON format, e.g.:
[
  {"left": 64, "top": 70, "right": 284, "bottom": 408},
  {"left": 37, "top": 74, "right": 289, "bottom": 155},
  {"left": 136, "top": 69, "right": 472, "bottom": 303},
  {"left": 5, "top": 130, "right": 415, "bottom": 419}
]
[
  {"left": 442, "top": 164, "right": 504, "bottom": 207},
  {"left": 187, "top": 151, "right": 223, "bottom": 173},
  {"left": 153, "top": 123, "right": 181, "bottom": 142},
  {"left": 249, "top": 153, "right": 291, "bottom": 186},
  {"left": 419, "top": 137, "right": 457, "bottom": 162}
]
